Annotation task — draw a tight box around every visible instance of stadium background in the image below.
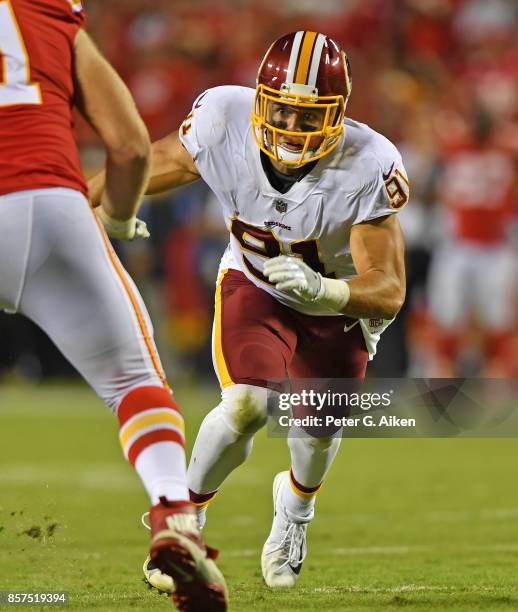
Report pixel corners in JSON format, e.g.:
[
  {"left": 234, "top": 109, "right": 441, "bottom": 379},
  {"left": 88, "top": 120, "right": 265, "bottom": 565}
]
[
  {"left": 1, "top": 2, "right": 518, "bottom": 609},
  {"left": 0, "top": 0, "right": 516, "bottom": 383}
]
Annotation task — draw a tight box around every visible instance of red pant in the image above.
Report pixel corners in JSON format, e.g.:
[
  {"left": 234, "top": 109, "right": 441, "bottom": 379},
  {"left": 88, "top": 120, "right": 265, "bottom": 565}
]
[{"left": 213, "top": 269, "right": 368, "bottom": 388}]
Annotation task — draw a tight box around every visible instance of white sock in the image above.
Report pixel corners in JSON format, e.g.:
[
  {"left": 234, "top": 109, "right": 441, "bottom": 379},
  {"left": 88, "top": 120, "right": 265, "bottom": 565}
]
[
  {"left": 135, "top": 441, "right": 189, "bottom": 504},
  {"left": 283, "top": 432, "right": 341, "bottom": 517}
]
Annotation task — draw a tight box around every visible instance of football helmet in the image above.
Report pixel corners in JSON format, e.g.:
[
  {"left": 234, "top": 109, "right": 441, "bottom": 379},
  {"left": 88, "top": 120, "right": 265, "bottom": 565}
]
[{"left": 252, "top": 31, "right": 352, "bottom": 167}]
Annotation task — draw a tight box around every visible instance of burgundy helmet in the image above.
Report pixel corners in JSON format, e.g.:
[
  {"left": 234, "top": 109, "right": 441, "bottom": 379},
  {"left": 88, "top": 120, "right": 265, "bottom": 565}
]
[{"left": 252, "top": 31, "right": 352, "bottom": 166}]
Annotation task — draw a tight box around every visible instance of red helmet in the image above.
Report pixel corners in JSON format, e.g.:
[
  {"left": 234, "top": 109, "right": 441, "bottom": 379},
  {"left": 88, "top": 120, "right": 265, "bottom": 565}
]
[{"left": 252, "top": 31, "right": 352, "bottom": 166}]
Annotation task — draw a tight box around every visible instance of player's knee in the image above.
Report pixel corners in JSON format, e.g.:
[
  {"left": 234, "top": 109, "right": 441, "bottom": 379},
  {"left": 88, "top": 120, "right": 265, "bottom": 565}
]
[{"left": 221, "top": 384, "right": 268, "bottom": 434}]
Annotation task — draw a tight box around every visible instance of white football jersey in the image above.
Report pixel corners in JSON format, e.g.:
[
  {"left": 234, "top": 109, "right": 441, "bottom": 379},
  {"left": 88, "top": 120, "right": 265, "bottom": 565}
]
[{"left": 179, "top": 86, "right": 409, "bottom": 357}]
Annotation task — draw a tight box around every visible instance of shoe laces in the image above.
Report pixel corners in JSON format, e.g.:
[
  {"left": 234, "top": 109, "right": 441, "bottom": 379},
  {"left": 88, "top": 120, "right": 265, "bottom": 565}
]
[{"left": 273, "top": 518, "right": 308, "bottom": 570}]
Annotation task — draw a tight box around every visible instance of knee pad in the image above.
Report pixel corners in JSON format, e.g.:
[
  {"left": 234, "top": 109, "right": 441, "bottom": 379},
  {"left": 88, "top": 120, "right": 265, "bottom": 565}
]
[{"left": 220, "top": 384, "right": 269, "bottom": 434}]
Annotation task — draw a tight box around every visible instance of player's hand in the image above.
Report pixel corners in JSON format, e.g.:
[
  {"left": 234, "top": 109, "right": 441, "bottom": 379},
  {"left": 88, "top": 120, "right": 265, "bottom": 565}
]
[
  {"left": 97, "top": 207, "right": 150, "bottom": 240},
  {"left": 263, "top": 255, "right": 322, "bottom": 301}
]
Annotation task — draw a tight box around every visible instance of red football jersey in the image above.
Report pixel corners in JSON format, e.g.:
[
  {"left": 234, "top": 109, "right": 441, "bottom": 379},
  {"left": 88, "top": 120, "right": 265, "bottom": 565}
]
[
  {"left": 0, "top": 0, "right": 87, "bottom": 196},
  {"left": 440, "top": 147, "right": 515, "bottom": 245}
]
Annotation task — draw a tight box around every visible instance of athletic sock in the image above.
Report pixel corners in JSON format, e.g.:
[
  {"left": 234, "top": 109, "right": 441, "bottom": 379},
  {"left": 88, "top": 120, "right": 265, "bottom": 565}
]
[
  {"left": 189, "top": 490, "right": 217, "bottom": 529},
  {"left": 284, "top": 432, "right": 341, "bottom": 516},
  {"left": 118, "top": 385, "right": 189, "bottom": 503},
  {"left": 282, "top": 469, "right": 320, "bottom": 517}
]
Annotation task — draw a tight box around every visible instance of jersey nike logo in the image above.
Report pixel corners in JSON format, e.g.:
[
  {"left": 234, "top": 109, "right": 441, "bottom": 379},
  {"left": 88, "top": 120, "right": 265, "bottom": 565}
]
[
  {"left": 288, "top": 542, "right": 304, "bottom": 575},
  {"left": 194, "top": 92, "right": 208, "bottom": 109},
  {"left": 382, "top": 162, "right": 395, "bottom": 181},
  {"left": 289, "top": 561, "right": 303, "bottom": 575}
]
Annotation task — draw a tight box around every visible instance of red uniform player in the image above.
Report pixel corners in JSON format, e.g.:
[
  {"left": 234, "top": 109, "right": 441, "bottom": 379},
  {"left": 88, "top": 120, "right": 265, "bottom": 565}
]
[
  {"left": 0, "top": 2, "right": 227, "bottom": 609},
  {"left": 0, "top": 0, "right": 86, "bottom": 195},
  {"left": 428, "top": 119, "right": 516, "bottom": 376}
]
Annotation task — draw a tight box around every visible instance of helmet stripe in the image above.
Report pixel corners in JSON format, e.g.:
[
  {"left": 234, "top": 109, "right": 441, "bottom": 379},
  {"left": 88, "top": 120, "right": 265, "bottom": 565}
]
[
  {"left": 287, "top": 31, "right": 304, "bottom": 83},
  {"left": 307, "top": 33, "right": 326, "bottom": 88},
  {"left": 343, "top": 51, "right": 351, "bottom": 97},
  {"left": 294, "top": 31, "right": 318, "bottom": 85}
]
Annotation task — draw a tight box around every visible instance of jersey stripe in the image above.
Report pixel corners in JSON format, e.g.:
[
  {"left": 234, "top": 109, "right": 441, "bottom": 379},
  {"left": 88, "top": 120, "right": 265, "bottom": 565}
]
[
  {"left": 92, "top": 211, "right": 169, "bottom": 390},
  {"left": 294, "top": 31, "right": 318, "bottom": 85},
  {"left": 307, "top": 33, "right": 326, "bottom": 88}
]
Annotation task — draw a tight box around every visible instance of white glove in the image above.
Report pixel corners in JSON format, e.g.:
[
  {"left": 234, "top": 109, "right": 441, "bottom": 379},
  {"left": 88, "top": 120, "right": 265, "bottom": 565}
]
[
  {"left": 264, "top": 255, "right": 350, "bottom": 311},
  {"left": 97, "top": 207, "right": 150, "bottom": 241},
  {"left": 263, "top": 255, "right": 321, "bottom": 300}
]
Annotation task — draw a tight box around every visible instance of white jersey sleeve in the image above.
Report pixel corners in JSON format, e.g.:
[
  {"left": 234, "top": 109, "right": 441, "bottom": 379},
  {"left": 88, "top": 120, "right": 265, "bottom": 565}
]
[
  {"left": 179, "top": 85, "right": 252, "bottom": 162},
  {"left": 352, "top": 148, "right": 410, "bottom": 226},
  {"left": 180, "top": 88, "right": 229, "bottom": 160}
]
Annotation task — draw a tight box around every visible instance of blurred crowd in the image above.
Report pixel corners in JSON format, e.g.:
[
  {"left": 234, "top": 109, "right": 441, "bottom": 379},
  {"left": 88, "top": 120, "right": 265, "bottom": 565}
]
[{"left": 1, "top": 0, "right": 517, "bottom": 381}]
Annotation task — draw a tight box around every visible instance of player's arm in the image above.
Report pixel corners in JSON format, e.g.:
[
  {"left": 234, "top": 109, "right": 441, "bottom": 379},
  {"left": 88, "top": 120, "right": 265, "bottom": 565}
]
[
  {"left": 344, "top": 214, "right": 406, "bottom": 318},
  {"left": 73, "top": 29, "right": 150, "bottom": 237},
  {"left": 89, "top": 130, "right": 201, "bottom": 206},
  {"left": 264, "top": 214, "right": 406, "bottom": 319}
]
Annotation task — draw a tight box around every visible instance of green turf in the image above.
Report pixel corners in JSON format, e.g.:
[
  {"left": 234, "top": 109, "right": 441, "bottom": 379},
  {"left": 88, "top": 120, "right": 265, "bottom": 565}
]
[{"left": 0, "top": 383, "right": 517, "bottom": 610}]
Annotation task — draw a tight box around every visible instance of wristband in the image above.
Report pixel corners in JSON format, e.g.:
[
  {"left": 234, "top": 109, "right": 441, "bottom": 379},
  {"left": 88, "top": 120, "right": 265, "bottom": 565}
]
[
  {"left": 314, "top": 277, "right": 350, "bottom": 312},
  {"left": 97, "top": 207, "right": 136, "bottom": 240}
]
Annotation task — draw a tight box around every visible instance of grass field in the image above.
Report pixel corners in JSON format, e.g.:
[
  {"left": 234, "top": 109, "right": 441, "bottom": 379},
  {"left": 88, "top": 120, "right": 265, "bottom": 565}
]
[{"left": 1, "top": 382, "right": 517, "bottom": 611}]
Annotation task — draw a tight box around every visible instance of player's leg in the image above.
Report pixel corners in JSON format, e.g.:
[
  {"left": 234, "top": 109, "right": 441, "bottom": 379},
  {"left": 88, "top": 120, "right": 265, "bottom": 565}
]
[
  {"left": 187, "top": 268, "right": 296, "bottom": 518},
  {"left": 285, "top": 319, "right": 367, "bottom": 516},
  {"left": 16, "top": 189, "right": 226, "bottom": 609},
  {"left": 474, "top": 246, "right": 516, "bottom": 376},
  {"left": 262, "top": 317, "right": 368, "bottom": 587},
  {"left": 0, "top": 191, "right": 35, "bottom": 313},
  {"left": 427, "top": 242, "right": 470, "bottom": 375}
]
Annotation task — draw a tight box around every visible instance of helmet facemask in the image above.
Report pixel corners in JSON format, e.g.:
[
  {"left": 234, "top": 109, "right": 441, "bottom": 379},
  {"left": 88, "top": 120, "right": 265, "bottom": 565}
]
[{"left": 252, "top": 83, "right": 346, "bottom": 167}]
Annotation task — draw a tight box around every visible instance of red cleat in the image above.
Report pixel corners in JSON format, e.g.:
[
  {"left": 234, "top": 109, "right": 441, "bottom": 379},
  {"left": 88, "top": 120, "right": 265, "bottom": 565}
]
[{"left": 149, "top": 497, "right": 228, "bottom": 611}]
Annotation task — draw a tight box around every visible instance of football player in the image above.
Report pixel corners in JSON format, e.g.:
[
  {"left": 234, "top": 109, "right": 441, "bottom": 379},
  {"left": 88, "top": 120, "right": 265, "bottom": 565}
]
[
  {"left": 0, "top": 1, "right": 226, "bottom": 610},
  {"left": 90, "top": 30, "right": 409, "bottom": 590},
  {"left": 427, "top": 114, "right": 516, "bottom": 376}
]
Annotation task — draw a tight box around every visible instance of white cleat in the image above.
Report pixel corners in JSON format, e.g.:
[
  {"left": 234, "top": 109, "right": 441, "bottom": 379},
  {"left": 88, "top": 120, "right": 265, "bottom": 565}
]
[
  {"left": 141, "top": 506, "right": 208, "bottom": 594},
  {"left": 261, "top": 471, "right": 313, "bottom": 588}
]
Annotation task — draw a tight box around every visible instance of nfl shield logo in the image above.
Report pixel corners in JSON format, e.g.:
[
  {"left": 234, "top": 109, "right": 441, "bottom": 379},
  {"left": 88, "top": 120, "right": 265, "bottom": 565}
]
[{"left": 275, "top": 199, "right": 288, "bottom": 213}]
